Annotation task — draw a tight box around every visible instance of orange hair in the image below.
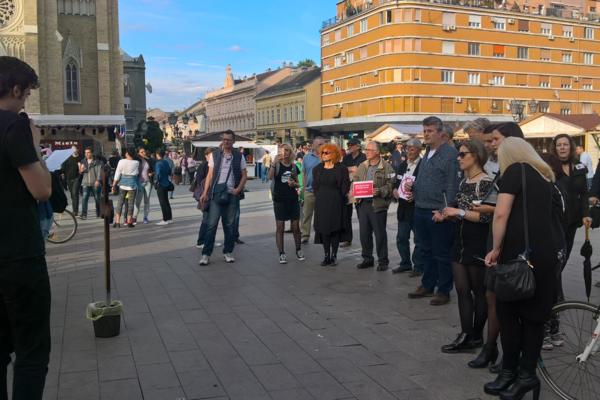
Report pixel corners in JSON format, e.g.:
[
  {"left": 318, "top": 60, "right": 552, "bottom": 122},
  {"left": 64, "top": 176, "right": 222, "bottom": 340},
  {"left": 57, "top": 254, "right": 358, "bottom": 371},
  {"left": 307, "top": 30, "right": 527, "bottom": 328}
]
[{"left": 319, "top": 143, "right": 342, "bottom": 163}]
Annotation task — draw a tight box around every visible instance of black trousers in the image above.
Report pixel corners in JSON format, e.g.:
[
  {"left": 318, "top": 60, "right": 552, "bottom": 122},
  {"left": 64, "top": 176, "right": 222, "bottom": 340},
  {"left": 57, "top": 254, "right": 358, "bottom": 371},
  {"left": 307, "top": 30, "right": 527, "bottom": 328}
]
[
  {"left": 564, "top": 223, "right": 579, "bottom": 261},
  {"left": 67, "top": 178, "right": 80, "bottom": 215},
  {"left": 357, "top": 201, "right": 389, "bottom": 265},
  {"left": 344, "top": 204, "right": 353, "bottom": 243},
  {"left": 0, "top": 257, "right": 51, "bottom": 400},
  {"left": 156, "top": 186, "right": 173, "bottom": 221}
]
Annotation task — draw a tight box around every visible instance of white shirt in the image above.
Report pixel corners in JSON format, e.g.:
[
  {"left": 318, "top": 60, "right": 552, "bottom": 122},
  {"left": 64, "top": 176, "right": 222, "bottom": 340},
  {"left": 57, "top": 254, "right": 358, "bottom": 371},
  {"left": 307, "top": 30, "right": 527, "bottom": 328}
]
[
  {"left": 580, "top": 152, "right": 594, "bottom": 179},
  {"left": 404, "top": 157, "right": 421, "bottom": 178},
  {"left": 114, "top": 159, "right": 140, "bottom": 190},
  {"left": 484, "top": 159, "right": 500, "bottom": 177},
  {"left": 208, "top": 152, "right": 248, "bottom": 192},
  {"left": 427, "top": 149, "right": 436, "bottom": 160}
]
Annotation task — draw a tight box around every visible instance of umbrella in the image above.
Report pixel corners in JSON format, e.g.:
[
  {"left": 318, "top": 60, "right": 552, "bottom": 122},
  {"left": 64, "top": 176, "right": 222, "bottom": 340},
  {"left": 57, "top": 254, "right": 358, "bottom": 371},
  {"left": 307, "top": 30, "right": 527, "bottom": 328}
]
[{"left": 581, "top": 226, "right": 593, "bottom": 301}]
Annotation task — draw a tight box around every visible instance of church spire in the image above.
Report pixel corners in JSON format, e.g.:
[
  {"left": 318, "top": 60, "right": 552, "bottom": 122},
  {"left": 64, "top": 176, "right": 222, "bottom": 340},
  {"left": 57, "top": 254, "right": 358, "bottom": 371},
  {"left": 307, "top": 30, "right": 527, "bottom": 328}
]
[{"left": 224, "top": 64, "right": 234, "bottom": 88}]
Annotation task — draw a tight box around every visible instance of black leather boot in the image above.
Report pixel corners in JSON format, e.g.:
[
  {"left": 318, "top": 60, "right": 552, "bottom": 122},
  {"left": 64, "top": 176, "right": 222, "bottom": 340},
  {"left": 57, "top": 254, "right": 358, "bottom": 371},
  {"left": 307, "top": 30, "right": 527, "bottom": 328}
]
[
  {"left": 468, "top": 343, "right": 499, "bottom": 368},
  {"left": 489, "top": 357, "right": 503, "bottom": 374},
  {"left": 499, "top": 370, "right": 540, "bottom": 400},
  {"left": 484, "top": 369, "right": 517, "bottom": 396},
  {"left": 321, "top": 254, "right": 331, "bottom": 266},
  {"left": 441, "top": 332, "right": 474, "bottom": 354},
  {"left": 330, "top": 254, "right": 337, "bottom": 266}
]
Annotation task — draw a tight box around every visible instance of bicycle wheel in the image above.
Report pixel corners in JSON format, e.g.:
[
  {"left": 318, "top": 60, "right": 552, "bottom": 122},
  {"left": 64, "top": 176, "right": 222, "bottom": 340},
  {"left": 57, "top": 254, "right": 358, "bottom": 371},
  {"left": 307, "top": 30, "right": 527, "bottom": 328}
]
[
  {"left": 47, "top": 210, "right": 78, "bottom": 244},
  {"left": 538, "top": 301, "right": 600, "bottom": 400}
]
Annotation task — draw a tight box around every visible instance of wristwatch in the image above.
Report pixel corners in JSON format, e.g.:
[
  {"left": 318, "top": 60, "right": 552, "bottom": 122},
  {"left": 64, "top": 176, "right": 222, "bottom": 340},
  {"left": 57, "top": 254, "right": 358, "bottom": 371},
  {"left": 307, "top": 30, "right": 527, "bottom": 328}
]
[{"left": 458, "top": 209, "right": 466, "bottom": 220}]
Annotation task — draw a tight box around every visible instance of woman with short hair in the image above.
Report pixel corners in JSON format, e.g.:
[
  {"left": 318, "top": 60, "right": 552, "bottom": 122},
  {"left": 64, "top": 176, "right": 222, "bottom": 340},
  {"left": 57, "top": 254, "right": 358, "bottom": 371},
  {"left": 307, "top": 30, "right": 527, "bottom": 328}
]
[
  {"left": 483, "top": 137, "right": 558, "bottom": 400},
  {"left": 112, "top": 148, "right": 139, "bottom": 228}
]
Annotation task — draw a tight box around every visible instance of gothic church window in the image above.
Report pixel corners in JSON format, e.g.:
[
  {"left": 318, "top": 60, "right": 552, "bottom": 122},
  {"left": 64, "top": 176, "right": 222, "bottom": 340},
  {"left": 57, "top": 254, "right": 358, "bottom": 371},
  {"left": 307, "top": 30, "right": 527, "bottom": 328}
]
[{"left": 65, "top": 61, "right": 80, "bottom": 102}]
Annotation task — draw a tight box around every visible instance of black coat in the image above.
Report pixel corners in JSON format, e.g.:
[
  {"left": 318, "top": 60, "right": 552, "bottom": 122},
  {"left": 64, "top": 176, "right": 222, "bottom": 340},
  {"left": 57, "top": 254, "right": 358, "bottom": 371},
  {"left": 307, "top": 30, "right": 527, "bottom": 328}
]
[
  {"left": 394, "top": 159, "right": 421, "bottom": 222},
  {"left": 313, "top": 163, "right": 351, "bottom": 243},
  {"left": 555, "top": 162, "right": 589, "bottom": 227}
]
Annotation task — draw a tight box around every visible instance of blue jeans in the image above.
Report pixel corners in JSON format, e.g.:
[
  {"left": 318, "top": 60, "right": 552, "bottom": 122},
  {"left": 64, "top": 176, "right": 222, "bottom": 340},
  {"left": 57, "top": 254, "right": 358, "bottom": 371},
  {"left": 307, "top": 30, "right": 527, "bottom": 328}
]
[
  {"left": 202, "top": 195, "right": 239, "bottom": 256},
  {"left": 396, "top": 211, "right": 423, "bottom": 272},
  {"left": 81, "top": 185, "right": 100, "bottom": 217},
  {"left": 196, "top": 211, "right": 210, "bottom": 246},
  {"left": 414, "top": 207, "right": 455, "bottom": 295}
]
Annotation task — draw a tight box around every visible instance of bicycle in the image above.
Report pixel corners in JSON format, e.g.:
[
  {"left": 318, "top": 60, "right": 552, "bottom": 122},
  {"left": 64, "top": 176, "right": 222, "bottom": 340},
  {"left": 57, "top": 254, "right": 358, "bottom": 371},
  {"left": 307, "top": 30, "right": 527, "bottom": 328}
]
[
  {"left": 538, "top": 300, "right": 600, "bottom": 400},
  {"left": 46, "top": 209, "right": 78, "bottom": 244}
]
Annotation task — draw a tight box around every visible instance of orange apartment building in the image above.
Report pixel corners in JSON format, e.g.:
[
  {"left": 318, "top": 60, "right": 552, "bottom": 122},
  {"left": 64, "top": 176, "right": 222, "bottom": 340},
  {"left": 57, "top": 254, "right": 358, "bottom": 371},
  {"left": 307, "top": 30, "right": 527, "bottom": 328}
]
[{"left": 311, "top": 0, "right": 600, "bottom": 135}]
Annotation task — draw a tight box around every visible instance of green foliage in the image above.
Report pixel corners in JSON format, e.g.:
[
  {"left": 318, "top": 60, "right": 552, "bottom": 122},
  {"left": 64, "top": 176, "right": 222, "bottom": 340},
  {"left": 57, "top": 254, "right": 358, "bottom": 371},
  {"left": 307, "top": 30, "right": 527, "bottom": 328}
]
[
  {"left": 137, "top": 119, "right": 164, "bottom": 153},
  {"left": 297, "top": 59, "right": 316, "bottom": 68}
]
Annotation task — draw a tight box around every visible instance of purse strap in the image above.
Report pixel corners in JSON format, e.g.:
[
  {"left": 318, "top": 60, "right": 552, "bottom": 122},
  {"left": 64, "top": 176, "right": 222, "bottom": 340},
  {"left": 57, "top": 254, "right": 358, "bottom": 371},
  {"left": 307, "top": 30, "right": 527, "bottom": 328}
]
[{"left": 520, "top": 163, "right": 530, "bottom": 259}]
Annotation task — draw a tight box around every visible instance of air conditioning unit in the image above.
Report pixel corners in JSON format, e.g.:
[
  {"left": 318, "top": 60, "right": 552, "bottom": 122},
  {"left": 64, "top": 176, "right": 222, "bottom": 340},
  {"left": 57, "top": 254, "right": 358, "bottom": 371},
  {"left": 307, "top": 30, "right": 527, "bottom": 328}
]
[
  {"left": 329, "top": 81, "right": 334, "bottom": 86},
  {"left": 569, "top": 37, "right": 575, "bottom": 42},
  {"left": 455, "top": 97, "right": 462, "bottom": 103},
  {"left": 548, "top": 35, "right": 555, "bottom": 40},
  {"left": 442, "top": 24, "right": 452, "bottom": 31},
  {"left": 508, "top": 18, "right": 515, "bottom": 24},
  {"left": 373, "top": 70, "right": 379, "bottom": 76},
  {"left": 450, "top": 25, "right": 457, "bottom": 31}
]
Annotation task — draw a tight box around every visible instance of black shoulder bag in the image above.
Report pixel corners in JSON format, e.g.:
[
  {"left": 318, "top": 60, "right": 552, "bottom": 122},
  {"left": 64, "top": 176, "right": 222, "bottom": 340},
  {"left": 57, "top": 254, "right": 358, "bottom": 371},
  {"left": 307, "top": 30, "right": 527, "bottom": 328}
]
[{"left": 493, "top": 164, "right": 536, "bottom": 302}]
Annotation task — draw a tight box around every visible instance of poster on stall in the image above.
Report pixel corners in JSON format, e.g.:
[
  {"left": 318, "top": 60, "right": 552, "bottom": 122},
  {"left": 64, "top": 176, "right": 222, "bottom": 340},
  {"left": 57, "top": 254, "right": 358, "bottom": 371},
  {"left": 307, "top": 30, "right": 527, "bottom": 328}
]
[{"left": 352, "top": 181, "right": 374, "bottom": 199}]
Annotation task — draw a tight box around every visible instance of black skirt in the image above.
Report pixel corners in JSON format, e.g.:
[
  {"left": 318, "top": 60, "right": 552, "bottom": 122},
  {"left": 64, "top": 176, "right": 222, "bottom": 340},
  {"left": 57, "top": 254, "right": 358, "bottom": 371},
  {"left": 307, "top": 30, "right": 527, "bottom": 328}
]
[{"left": 273, "top": 200, "right": 300, "bottom": 221}]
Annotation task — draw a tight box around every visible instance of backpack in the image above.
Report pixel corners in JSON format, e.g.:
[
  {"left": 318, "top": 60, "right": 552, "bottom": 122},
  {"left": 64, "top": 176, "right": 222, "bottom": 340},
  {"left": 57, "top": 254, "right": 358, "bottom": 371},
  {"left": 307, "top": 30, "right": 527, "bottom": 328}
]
[{"left": 49, "top": 171, "right": 68, "bottom": 213}]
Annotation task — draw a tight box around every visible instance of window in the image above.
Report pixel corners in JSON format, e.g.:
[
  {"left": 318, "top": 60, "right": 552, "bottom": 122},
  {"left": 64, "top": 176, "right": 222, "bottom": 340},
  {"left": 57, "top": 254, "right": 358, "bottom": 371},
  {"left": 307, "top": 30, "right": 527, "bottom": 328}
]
[
  {"left": 334, "top": 30, "right": 341, "bottom": 42},
  {"left": 584, "top": 53, "right": 594, "bottom": 64},
  {"left": 347, "top": 52, "right": 354, "bottom": 64},
  {"left": 65, "top": 61, "right": 80, "bottom": 102},
  {"left": 360, "top": 18, "right": 368, "bottom": 32},
  {"left": 442, "top": 41, "right": 455, "bottom": 55},
  {"left": 466, "top": 98, "right": 480, "bottom": 113},
  {"left": 468, "top": 43, "right": 480, "bottom": 56},
  {"left": 380, "top": 10, "right": 392, "bottom": 25},
  {"left": 491, "top": 75, "right": 504, "bottom": 86},
  {"left": 334, "top": 85, "right": 341, "bottom": 92},
  {"left": 492, "top": 17, "right": 506, "bottom": 30},
  {"left": 347, "top": 24, "right": 354, "bottom": 37},
  {"left": 334, "top": 55, "right": 344, "bottom": 67},
  {"left": 393, "top": 69, "right": 402, "bottom": 82},
  {"left": 540, "top": 49, "right": 551, "bottom": 61},
  {"left": 583, "top": 83, "right": 593, "bottom": 90},
  {"left": 124, "top": 97, "right": 131, "bottom": 110},
  {"left": 277, "top": 108, "right": 280, "bottom": 123},
  {"left": 518, "top": 19, "right": 529, "bottom": 32},
  {"left": 441, "top": 70, "right": 454, "bottom": 83},
  {"left": 562, "top": 52, "right": 572, "bottom": 63},
  {"left": 123, "top": 73, "right": 130, "bottom": 96},
  {"left": 516, "top": 74, "right": 527, "bottom": 86},
  {"left": 539, "top": 77, "right": 550, "bottom": 87},
  {"left": 560, "top": 105, "right": 572, "bottom": 115},
  {"left": 493, "top": 45, "right": 505, "bottom": 57},
  {"left": 414, "top": 9, "right": 421, "bottom": 22},
  {"left": 584, "top": 27, "right": 594, "bottom": 39},
  {"left": 517, "top": 47, "right": 529, "bottom": 59},
  {"left": 442, "top": 12, "right": 455, "bottom": 26},
  {"left": 563, "top": 26, "right": 573, "bottom": 38},
  {"left": 541, "top": 23, "right": 552, "bottom": 35},
  {"left": 539, "top": 101, "right": 550, "bottom": 113},
  {"left": 582, "top": 103, "right": 593, "bottom": 114},
  {"left": 322, "top": 35, "right": 330, "bottom": 46},
  {"left": 560, "top": 78, "right": 572, "bottom": 89},
  {"left": 468, "top": 72, "right": 480, "bottom": 85},
  {"left": 491, "top": 99, "right": 504, "bottom": 113},
  {"left": 468, "top": 15, "right": 481, "bottom": 28},
  {"left": 360, "top": 47, "right": 367, "bottom": 59},
  {"left": 271, "top": 110, "right": 274, "bottom": 124},
  {"left": 283, "top": 107, "right": 287, "bottom": 122},
  {"left": 299, "top": 105, "right": 304, "bottom": 120}
]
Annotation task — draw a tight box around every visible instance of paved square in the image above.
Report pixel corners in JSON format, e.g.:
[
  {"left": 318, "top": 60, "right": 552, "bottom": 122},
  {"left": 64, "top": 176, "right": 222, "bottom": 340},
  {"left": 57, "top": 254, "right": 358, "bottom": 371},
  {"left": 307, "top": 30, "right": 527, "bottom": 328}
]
[{"left": 32, "top": 181, "right": 598, "bottom": 399}]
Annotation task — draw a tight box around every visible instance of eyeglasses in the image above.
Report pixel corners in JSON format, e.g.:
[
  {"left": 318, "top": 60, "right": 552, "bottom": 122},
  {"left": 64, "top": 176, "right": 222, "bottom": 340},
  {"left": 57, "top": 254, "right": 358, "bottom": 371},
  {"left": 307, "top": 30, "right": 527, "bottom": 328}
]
[
  {"left": 458, "top": 151, "right": 473, "bottom": 158},
  {"left": 321, "top": 151, "right": 331, "bottom": 155}
]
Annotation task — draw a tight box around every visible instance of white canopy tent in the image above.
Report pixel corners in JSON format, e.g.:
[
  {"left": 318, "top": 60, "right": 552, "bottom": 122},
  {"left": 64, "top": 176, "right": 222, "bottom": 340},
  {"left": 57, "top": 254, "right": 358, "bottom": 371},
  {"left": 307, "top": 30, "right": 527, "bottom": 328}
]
[{"left": 366, "top": 124, "right": 422, "bottom": 143}]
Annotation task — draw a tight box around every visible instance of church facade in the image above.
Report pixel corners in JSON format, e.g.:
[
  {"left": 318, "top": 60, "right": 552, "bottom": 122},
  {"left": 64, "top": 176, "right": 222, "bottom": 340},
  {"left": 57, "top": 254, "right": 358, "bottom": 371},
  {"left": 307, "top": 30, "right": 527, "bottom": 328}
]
[{"left": 0, "top": 0, "right": 124, "bottom": 153}]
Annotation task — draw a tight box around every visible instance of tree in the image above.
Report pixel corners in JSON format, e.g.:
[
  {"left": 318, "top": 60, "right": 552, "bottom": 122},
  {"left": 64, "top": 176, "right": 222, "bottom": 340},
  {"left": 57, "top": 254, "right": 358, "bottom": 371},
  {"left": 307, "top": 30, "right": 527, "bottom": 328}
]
[
  {"left": 137, "top": 118, "right": 164, "bottom": 153},
  {"left": 297, "top": 59, "right": 316, "bottom": 68}
]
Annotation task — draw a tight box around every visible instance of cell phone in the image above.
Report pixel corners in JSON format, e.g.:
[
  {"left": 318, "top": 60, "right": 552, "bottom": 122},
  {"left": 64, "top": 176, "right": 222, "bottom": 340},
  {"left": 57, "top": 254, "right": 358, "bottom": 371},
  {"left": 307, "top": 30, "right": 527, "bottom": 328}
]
[{"left": 473, "top": 256, "right": 486, "bottom": 263}]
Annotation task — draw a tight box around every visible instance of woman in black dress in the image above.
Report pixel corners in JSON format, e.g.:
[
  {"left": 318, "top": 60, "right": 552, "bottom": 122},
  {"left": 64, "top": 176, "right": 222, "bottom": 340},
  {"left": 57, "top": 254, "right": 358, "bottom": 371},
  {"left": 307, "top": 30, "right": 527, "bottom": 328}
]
[
  {"left": 484, "top": 137, "right": 558, "bottom": 400},
  {"left": 551, "top": 134, "right": 592, "bottom": 260},
  {"left": 441, "top": 140, "right": 494, "bottom": 354},
  {"left": 269, "top": 144, "right": 304, "bottom": 264},
  {"left": 313, "top": 143, "right": 351, "bottom": 266}
]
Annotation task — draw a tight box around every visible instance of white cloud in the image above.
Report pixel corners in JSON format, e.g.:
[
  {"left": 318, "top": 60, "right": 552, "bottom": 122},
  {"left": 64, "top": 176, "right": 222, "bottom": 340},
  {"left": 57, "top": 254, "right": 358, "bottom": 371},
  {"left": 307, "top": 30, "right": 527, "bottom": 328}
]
[{"left": 228, "top": 45, "right": 243, "bottom": 52}]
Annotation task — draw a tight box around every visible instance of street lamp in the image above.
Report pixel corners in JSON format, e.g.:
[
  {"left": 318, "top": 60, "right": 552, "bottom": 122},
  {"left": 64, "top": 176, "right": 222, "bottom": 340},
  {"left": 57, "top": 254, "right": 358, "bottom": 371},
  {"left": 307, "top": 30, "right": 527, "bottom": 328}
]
[
  {"left": 182, "top": 114, "right": 190, "bottom": 125},
  {"left": 528, "top": 100, "right": 539, "bottom": 114},
  {"left": 510, "top": 100, "right": 525, "bottom": 122}
]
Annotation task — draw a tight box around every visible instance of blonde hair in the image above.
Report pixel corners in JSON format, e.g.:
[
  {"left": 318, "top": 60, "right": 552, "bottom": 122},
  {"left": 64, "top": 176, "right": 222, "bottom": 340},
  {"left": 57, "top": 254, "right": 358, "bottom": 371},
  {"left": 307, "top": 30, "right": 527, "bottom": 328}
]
[
  {"left": 279, "top": 144, "right": 295, "bottom": 165},
  {"left": 498, "top": 137, "right": 555, "bottom": 182}
]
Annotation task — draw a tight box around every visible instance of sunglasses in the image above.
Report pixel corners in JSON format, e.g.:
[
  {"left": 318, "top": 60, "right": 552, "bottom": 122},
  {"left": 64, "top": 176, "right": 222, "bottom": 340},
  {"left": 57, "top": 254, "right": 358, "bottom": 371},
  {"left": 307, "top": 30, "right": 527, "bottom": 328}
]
[
  {"left": 458, "top": 151, "right": 473, "bottom": 158},
  {"left": 321, "top": 151, "right": 331, "bottom": 155}
]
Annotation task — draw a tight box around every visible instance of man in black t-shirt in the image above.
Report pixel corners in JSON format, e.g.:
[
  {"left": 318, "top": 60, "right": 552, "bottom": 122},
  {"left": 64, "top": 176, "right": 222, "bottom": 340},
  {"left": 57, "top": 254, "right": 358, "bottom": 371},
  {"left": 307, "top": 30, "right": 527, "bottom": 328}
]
[
  {"left": 340, "top": 138, "right": 366, "bottom": 247},
  {"left": 0, "top": 56, "right": 52, "bottom": 400},
  {"left": 61, "top": 145, "right": 82, "bottom": 215}
]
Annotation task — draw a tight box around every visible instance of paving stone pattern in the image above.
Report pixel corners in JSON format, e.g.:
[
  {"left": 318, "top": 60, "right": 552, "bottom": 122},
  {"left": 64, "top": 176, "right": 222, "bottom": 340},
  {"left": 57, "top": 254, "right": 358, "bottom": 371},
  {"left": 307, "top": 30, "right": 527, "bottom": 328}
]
[{"left": 18, "top": 181, "right": 599, "bottom": 399}]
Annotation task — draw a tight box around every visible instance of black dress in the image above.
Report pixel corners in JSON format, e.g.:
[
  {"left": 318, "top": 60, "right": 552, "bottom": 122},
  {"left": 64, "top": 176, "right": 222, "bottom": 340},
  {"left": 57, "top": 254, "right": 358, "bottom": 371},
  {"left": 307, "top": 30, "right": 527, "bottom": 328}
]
[
  {"left": 497, "top": 163, "right": 558, "bottom": 322},
  {"left": 313, "top": 163, "right": 351, "bottom": 243},
  {"left": 452, "top": 177, "right": 494, "bottom": 266},
  {"left": 272, "top": 163, "right": 300, "bottom": 221}
]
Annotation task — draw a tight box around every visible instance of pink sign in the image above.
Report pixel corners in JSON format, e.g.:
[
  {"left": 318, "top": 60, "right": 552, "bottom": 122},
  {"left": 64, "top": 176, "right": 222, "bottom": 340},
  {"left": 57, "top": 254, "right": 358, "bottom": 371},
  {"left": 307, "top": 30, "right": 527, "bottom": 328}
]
[{"left": 352, "top": 181, "right": 374, "bottom": 198}]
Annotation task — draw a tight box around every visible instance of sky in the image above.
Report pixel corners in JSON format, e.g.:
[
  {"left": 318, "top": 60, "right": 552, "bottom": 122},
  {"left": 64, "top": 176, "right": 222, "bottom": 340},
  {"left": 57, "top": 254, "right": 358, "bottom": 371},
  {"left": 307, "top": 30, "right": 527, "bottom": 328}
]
[{"left": 119, "top": 0, "right": 331, "bottom": 111}]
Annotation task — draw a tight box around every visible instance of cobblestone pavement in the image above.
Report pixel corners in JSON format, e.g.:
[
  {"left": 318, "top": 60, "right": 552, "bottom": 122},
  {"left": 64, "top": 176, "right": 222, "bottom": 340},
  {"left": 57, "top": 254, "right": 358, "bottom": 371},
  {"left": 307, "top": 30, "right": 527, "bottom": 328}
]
[{"left": 27, "top": 181, "right": 600, "bottom": 399}]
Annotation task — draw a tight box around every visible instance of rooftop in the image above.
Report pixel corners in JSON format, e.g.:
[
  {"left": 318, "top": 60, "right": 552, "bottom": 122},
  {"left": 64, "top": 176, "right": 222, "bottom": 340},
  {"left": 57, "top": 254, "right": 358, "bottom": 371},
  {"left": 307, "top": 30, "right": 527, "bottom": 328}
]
[
  {"left": 322, "top": 0, "right": 600, "bottom": 30},
  {"left": 255, "top": 67, "right": 321, "bottom": 100}
]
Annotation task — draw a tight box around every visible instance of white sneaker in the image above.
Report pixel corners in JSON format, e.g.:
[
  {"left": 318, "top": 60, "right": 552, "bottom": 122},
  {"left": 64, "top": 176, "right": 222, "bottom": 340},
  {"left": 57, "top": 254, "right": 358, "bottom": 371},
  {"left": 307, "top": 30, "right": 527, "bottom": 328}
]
[
  {"left": 296, "top": 250, "right": 306, "bottom": 261},
  {"left": 167, "top": 220, "right": 174, "bottom": 224},
  {"left": 224, "top": 253, "right": 235, "bottom": 263},
  {"left": 542, "top": 336, "right": 554, "bottom": 351},
  {"left": 279, "top": 253, "right": 287, "bottom": 264},
  {"left": 195, "top": 244, "right": 204, "bottom": 249},
  {"left": 156, "top": 221, "right": 169, "bottom": 226},
  {"left": 215, "top": 242, "right": 222, "bottom": 247},
  {"left": 198, "top": 255, "right": 209, "bottom": 265}
]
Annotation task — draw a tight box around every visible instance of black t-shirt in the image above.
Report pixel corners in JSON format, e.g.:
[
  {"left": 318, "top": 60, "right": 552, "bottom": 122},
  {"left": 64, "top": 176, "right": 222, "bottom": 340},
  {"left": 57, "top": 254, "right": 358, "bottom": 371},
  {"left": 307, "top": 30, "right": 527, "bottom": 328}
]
[
  {"left": 0, "top": 110, "right": 45, "bottom": 262},
  {"left": 62, "top": 155, "right": 81, "bottom": 180},
  {"left": 342, "top": 151, "right": 366, "bottom": 168},
  {"left": 273, "top": 163, "right": 300, "bottom": 201}
]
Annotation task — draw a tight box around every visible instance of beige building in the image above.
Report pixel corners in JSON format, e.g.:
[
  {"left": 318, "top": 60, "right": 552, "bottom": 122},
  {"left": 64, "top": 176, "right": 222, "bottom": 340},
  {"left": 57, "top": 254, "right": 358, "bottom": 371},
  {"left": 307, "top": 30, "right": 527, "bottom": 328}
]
[
  {"left": 205, "top": 65, "right": 296, "bottom": 137},
  {"left": 0, "top": 0, "right": 124, "bottom": 153},
  {"left": 255, "top": 67, "right": 321, "bottom": 144}
]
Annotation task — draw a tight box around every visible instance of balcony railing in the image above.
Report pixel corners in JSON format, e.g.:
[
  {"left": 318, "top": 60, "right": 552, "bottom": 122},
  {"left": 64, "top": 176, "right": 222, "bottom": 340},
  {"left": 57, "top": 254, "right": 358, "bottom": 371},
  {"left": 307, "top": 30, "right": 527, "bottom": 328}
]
[{"left": 321, "top": 0, "right": 597, "bottom": 31}]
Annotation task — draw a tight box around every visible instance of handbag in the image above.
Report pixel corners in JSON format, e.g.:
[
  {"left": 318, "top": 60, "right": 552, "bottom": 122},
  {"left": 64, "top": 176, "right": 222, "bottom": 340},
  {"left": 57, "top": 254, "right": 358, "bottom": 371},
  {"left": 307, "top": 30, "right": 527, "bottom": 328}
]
[
  {"left": 493, "top": 164, "right": 536, "bottom": 302},
  {"left": 213, "top": 164, "right": 232, "bottom": 206}
]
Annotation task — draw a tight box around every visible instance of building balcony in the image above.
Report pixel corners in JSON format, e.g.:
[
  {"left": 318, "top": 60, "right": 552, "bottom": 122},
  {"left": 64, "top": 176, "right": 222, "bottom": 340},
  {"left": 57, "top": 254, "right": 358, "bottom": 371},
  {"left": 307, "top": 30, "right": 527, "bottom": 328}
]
[{"left": 322, "top": 0, "right": 599, "bottom": 31}]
